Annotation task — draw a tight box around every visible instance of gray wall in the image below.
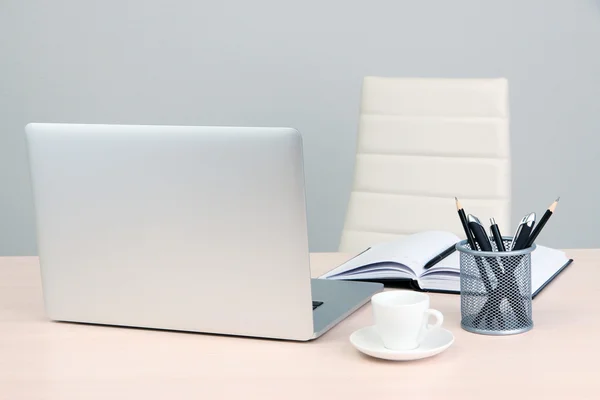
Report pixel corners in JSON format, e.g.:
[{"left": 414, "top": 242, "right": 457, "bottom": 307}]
[{"left": 1, "top": 0, "right": 599, "bottom": 255}]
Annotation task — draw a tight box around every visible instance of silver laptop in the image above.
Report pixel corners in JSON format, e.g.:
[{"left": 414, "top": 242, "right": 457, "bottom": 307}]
[{"left": 25, "top": 123, "right": 382, "bottom": 341}]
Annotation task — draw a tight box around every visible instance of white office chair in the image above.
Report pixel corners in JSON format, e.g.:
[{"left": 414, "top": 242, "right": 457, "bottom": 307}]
[{"left": 339, "top": 76, "right": 511, "bottom": 253}]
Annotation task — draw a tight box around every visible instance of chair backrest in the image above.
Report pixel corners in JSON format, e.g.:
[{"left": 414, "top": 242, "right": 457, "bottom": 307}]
[{"left": 339, "top": 76, "right": 511, "bottom": 253}]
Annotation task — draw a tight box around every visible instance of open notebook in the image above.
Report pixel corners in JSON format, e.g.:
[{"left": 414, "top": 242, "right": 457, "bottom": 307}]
[{"left": 320, "top": 231, "right": 573, "bottom": 297}]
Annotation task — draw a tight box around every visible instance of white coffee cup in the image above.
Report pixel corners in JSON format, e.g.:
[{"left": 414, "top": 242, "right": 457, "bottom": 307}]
[{"left": 371, "top": 291, "right": 443, "bottom": 350}]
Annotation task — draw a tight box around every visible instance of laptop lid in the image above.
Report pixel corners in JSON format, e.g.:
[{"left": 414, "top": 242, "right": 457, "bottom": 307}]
[{"left": 25, "top": 123, "right": 315, "bottom": 341}]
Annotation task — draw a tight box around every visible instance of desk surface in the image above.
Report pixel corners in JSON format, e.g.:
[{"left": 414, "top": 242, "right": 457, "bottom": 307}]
[{"left": 1, "top": 251, "right": 598, "bottom": 399}]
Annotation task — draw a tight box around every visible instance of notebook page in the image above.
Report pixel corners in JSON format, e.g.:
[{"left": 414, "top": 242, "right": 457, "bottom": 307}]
[
  {"left": 418, "top": 276, "right": 461, "bottom": 292},
  {"left": 319, "top": 239, "right": 418, "bottom": 279},
  {"left": 335, "top": 264, "right": 416, "bottom": 280},
  {"left": 403, "top": 231, "right": 461, "bottom": 277},
  {"left": 320, "top": 230, "right": 461, "bottom": 279},
  {"left": 420, "top": 251, "right": 461, "bottom": 276},
  {"left": 530, "top": 245, "right": 570, "bottom": 293}
]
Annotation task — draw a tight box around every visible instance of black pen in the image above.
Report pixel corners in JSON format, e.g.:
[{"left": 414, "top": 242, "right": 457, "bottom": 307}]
[
  {"left": 489, "top": 218, "right": 506, "bottom": 252},
  {"left": 468, "top": 215, "right": 504, "bottom": 281},
  {"left": 468, "top": 214, "right": 509, "bottom": 328},
  {"left": 455, "top": 199, "right": 493, "bottom": 294},
  {"left": 511, "top": 212, "right": 536, "bottom": 251},
  {"left": 455, "top": 197, "right": 477, "bottom": 248},
  {"left": 423, "top": 244, "right": 456, "bottom": 269},
  {"left": 467, "top": 215, "right": 493, "bottom": 252},
  {"left": 503, "top": 212, "right": 536, "bottom": 327}
]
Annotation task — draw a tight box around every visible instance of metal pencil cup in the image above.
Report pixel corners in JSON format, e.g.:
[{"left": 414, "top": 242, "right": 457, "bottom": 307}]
[{"left": 456, "top": 237, "right": 536, "bottom": 335}]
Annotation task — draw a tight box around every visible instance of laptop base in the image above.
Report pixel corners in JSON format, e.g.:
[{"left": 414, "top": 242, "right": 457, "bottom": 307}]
[{"left": 310, "top": 278, "right": 383, "bottom": 339}]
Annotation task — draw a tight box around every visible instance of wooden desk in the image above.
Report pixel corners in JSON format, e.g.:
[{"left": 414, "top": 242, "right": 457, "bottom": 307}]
[{"left": 0, "top": 251, "right": 598, "bottom": 399}]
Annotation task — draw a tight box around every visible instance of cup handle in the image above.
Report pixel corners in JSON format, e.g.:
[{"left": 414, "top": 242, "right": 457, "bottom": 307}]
[
  {"left": 417, "top": 309, "right": 444, "bottom": 343},
  {"left": 424, "top": 309, "right": 444, "bottom": 330}
]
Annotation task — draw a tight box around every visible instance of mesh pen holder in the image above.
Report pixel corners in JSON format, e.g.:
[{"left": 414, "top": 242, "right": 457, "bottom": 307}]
[{"left": 456, "top": 237, "right": 535, "bottom": 335}]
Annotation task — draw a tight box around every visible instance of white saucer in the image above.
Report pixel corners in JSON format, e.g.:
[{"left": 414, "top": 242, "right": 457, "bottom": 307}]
[{"left": 349, "top": 326, "right": 454, "bottom": 361}]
